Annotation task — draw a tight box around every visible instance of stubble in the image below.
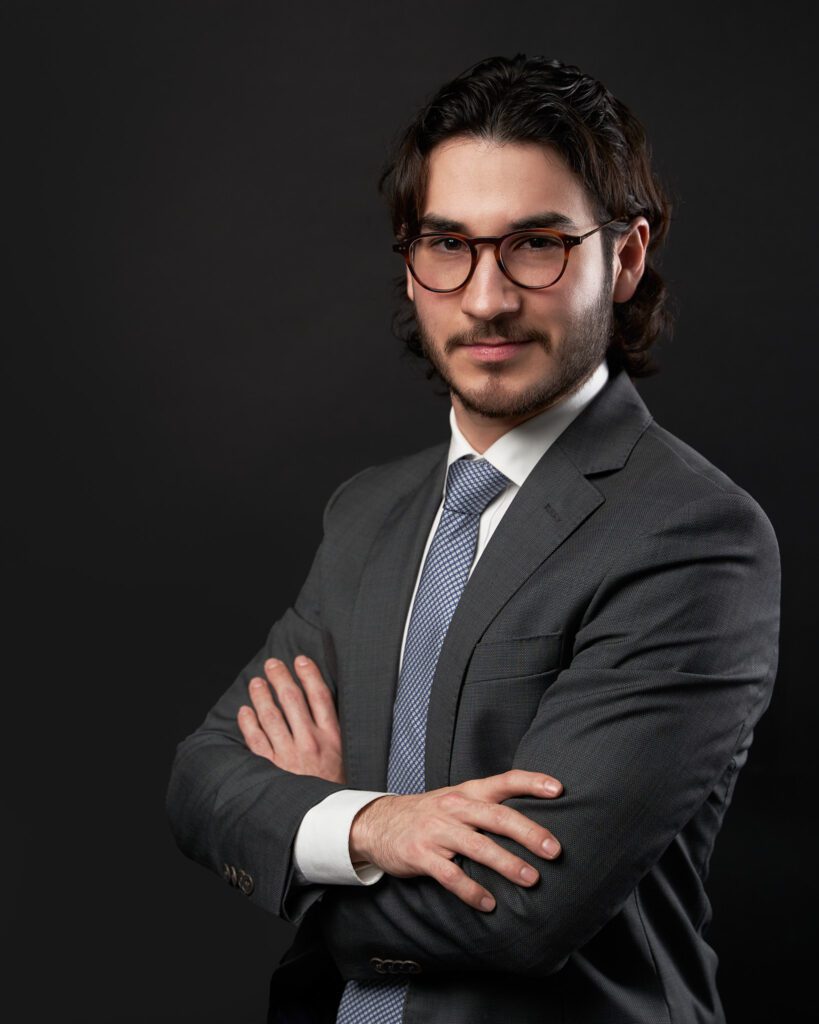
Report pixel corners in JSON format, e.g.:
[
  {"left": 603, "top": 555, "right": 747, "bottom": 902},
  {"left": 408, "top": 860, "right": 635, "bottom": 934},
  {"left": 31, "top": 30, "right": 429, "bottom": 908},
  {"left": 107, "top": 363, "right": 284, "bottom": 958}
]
[{"left": 416, "top": 274, "right": 615, "bottom": 420}]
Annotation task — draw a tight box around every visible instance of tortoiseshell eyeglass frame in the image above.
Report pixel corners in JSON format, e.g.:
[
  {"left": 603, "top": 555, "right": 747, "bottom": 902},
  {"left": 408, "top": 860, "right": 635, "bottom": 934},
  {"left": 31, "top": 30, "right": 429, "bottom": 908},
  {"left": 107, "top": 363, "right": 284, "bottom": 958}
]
[{"left": 392, "top": 218, "right": 623, "bottom": 293}]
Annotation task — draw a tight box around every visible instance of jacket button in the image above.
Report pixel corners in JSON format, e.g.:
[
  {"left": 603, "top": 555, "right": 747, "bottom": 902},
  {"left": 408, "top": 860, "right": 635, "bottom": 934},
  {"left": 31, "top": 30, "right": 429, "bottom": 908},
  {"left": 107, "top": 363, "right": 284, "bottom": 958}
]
[
  {"left": 237, "top": 870, "right": 255, "bottom": 896},
  {"left": 222, "top": 863, "right": 231, "bottom": 883},
  {"left": 229, "top": 865, "right": 238, "bottom": 887},
  {"left": 369, "top": 957, "right": 421, "bottom": 975}
]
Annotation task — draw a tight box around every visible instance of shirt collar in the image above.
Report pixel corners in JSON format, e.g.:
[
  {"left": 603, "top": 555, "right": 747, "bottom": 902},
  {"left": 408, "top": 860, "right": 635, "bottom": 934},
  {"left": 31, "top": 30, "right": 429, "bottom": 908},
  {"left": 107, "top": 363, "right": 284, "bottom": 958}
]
[{"left": 445, "top": 358, "right": 610, "bottom": 489}]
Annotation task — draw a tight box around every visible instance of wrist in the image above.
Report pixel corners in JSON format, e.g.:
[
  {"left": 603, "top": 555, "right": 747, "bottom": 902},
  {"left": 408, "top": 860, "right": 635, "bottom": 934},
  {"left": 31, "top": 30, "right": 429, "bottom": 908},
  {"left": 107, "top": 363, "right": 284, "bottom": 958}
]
[{"left": 349, "top": 794, "right": 394, "bottom": 864}]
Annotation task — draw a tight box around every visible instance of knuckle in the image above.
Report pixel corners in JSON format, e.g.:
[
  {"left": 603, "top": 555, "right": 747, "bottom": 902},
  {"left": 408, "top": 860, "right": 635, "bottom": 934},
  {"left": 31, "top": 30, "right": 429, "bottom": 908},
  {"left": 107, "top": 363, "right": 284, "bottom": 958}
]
[
  {"left": 438, "top": 860, "right": 462, "bottom": 885},
  {"left": 489, "top": 806, "right": 508, "bottom": 832},
  {"left": 523, "top": 822, "right": 541, "bottom": 844},
  {"left": 439, "top": 791, "right": 467, "bottom": 813},
  {"left": 463, "top": 831, "right": 487, "bottom": 857},
  {"left": 302, "top": 734, "right": 320, "bottom": 755},
  {"left": 510, "top": 856, "right": 532, "bottom": 880},
  {"left": 463, "top": 881, "right": 485, "bottom": 907}
]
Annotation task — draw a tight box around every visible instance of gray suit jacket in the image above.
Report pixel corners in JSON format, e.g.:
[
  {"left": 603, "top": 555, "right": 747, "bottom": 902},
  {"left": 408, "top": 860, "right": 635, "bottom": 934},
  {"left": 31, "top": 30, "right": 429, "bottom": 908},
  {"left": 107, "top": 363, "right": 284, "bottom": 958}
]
[{"left": 167, "top": 365, "right": 780, "bottom": 1024}]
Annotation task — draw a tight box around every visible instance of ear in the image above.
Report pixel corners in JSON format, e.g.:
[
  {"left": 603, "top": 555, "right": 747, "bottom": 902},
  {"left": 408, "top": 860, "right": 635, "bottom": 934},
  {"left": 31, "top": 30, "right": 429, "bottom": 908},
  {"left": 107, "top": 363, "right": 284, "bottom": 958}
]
[
  {"left": 406, "top": 266, "right": 415, "bottom": 302},
  {"left": 612, "top": 217, "right": 650, "bottom": 303}
]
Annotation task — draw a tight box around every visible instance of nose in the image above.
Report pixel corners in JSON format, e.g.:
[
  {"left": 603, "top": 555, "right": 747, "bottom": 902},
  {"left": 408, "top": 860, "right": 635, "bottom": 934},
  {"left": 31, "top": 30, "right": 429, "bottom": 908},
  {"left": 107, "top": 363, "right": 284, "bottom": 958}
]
[{"left": 459, "top": 243, "right": 522, "bottom": 321}]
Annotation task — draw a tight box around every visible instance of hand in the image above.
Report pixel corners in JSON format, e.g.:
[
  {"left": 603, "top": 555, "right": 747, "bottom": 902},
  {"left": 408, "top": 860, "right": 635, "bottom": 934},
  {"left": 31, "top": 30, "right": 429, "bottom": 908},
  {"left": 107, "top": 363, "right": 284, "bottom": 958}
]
[
  {"left": 237, "top": 655, "right": 346, "bottom": 784},
  {"left": 349, "top": 770, "right": 563, "bottom": 912}
]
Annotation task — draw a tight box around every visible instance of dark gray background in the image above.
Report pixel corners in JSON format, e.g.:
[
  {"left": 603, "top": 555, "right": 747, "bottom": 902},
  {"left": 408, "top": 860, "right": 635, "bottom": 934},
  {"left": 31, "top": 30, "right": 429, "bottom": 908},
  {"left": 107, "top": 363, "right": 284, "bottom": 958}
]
[{"left": 8, "top": 1, "right": 816, "bottom": 1020}]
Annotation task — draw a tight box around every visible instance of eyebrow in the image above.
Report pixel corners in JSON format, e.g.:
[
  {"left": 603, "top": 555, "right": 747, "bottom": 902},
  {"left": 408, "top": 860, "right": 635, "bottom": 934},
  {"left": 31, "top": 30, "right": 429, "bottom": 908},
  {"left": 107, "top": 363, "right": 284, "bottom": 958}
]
[{"left": 419, "top": 211, "right": 578, "bottom": 233}]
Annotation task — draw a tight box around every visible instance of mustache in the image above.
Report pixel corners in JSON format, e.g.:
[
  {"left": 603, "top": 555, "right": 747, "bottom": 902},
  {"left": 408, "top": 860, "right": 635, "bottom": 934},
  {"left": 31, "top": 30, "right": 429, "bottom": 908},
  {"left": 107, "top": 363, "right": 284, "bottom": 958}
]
[{"left": 444, "top": 327, "right": 551, "bottom": 354}]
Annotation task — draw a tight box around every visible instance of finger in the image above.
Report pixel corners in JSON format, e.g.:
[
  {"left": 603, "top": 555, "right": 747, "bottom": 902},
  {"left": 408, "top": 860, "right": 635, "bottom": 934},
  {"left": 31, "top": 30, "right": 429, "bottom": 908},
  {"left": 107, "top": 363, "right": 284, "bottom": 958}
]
[
  {"left": 262, "top": 659, "right": 315, "bottom": 745},
  {"left": 448, "top": 822, "right": 545, "bottom": 887},
  {"left": 425, "top": 849, "right": 498, "bottom": 912},
  {"left": 248, "top": 676, "right": 294, "bottom": 752},
  {"left": 237, "top": 705, "right": 276, "bottom": 763},
  {"left": 461, "top": 768, "right": 563, "bottom": 802},
  {"left": 458, "top": 794, "right": 562, "bottom": 861},
  {"left": 293, "top": 655, "right": 340, "bottom": 731}
]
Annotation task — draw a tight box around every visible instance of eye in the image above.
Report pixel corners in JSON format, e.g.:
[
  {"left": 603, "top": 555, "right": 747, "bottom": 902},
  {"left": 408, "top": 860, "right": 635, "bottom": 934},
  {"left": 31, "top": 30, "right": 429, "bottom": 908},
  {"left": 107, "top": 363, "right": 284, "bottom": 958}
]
[
  {"left": 426, "top": 235, "right": 469, "bottom": 253},
  {"left": 510, "top": 232, "right": 563, "bottom": 250}
]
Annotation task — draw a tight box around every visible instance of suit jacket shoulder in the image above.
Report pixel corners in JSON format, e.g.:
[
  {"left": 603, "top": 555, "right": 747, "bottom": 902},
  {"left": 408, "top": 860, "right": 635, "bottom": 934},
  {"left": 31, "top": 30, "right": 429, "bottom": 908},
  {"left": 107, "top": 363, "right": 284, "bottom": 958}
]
[
  {"left": 323, "top": 440, "right": 448, "bottom": 531},
  {"left": 553, "top": 369, "right": 777, "bottom": 550}
]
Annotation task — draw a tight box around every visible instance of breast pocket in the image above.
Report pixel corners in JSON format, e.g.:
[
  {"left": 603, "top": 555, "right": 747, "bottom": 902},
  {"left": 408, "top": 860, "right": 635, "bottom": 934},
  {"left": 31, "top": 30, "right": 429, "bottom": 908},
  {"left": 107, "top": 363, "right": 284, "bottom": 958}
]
[
  {"left": 465, "top": 632, "right": 563, "bottom": 684},
  {"left": 449, "top": 633, "right": 563, "bottom": 783}
]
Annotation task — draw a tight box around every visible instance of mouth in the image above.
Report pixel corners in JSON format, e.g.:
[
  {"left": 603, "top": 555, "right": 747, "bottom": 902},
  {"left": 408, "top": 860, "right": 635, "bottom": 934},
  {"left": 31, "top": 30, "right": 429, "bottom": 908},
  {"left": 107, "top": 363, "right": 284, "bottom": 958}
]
[{"left": 461, "top": 338, "right": 534, "bottom": 362}]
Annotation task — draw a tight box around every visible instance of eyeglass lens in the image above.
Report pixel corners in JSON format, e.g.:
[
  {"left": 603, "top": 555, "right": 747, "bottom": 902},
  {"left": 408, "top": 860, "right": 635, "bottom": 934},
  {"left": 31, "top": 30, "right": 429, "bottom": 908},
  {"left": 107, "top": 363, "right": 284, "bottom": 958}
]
[{"left": 409, "top": 232, "right": 566, "bottom": 290}]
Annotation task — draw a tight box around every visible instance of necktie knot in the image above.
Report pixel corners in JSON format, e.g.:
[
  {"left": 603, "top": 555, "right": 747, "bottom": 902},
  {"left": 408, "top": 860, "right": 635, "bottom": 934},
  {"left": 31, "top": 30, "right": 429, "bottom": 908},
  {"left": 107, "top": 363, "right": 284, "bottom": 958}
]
[{"left": 444, "top": 457, "right": 510, "bottom": 517}]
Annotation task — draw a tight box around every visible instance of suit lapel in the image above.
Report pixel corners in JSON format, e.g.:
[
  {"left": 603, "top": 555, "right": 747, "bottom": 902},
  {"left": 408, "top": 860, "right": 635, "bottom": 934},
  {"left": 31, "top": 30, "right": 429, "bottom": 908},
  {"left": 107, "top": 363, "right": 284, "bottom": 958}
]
[
  {"left": 424, "top": 445, "right": 604, "bottom": 789},
  {"left": 342, "top": 449, "right": 448, "bottom": 791}
]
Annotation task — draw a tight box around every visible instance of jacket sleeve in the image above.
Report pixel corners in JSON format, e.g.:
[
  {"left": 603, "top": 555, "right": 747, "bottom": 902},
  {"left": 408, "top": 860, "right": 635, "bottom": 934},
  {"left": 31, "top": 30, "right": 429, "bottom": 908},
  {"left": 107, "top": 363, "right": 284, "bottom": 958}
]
[
  {"left": 317, "top": 490, "right": 781, "bottom": 979},
  {"left": 165, "top": 473, "right": 367, "bottom": 924}
]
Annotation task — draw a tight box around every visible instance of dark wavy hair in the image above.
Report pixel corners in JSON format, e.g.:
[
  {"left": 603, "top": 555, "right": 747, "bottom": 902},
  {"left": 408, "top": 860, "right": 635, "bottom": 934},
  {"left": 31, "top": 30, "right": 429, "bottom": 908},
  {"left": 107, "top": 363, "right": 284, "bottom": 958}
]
[{"left": 379, "top": 54, "right": 675, "bottom": 378}]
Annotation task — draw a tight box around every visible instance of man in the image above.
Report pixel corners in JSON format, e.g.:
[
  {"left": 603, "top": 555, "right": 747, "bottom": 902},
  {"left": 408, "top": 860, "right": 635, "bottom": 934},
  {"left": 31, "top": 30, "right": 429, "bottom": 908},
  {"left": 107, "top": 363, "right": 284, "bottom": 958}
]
[{"left": 167, "top": 54, "right": 780, "bottom": 1024}]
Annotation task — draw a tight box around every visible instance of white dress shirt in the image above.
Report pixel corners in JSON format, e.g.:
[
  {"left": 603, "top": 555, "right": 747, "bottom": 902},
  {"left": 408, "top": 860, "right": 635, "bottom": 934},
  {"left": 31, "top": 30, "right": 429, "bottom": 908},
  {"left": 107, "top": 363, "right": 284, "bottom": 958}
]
[{"left": 291, "top": 359, "right": 610, "bottom": 886}]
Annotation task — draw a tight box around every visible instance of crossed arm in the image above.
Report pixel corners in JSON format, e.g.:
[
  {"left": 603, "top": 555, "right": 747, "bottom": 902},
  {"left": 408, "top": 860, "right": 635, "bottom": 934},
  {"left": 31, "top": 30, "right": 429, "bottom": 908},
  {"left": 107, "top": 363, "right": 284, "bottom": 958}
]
[
  {"left": 169, "top": 489, "right": 780, "bottom": 978},
  {"left": 238, "top": 654, "right": 565, "bottom": 911},
  {"left": 235, "top": 491, "right": 779, "bottom": 978}
]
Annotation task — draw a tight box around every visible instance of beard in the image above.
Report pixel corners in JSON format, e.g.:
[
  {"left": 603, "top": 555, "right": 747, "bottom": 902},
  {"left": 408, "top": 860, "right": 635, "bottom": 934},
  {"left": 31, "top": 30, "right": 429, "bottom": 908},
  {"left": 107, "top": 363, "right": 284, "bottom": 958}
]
[{"left": 415, "top": 278, "right": 614, "bottom": 420}]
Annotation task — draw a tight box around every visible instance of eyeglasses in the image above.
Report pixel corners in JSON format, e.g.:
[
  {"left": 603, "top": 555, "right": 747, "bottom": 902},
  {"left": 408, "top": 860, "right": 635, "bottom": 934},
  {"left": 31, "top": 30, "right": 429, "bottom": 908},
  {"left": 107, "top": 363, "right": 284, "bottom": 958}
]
[{"left": 393, "top": 219, "right": 620, "bottom": 293}]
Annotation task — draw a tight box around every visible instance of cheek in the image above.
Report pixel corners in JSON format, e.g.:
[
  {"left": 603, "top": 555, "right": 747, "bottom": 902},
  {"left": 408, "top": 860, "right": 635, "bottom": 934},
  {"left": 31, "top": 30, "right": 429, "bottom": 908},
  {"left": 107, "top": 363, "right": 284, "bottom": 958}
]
[
  {"left": 568, "top": 256, "right": 609, "bottom": 306},
  {"left": 523, "top": 296, "right": 565, "bottom": 336},
  {"left": 539, "top": 278, "right": 599, "bottom": 328},
  {"left": 413, "top": 294, "right": 452, "bottom": 337}
]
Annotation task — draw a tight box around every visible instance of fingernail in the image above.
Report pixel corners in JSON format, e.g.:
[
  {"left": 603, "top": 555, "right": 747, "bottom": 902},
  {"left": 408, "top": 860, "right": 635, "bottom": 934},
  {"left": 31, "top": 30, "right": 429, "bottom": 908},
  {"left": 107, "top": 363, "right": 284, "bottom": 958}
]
[
  {"left": 542, "top": 837, "right": 560, "bottom": 857},
  {"left": 480, "top": 896, "right": 495, "bottom": 911},
  {"left": 520, "top": 865, "right": 538, "bottom": 883},
  {"left": 265, "top": 658, "right": 281, "bottom": 671},
  {"left": 250, "top": 679, "right": 264, "bottom": 690},
  {"left": 295, "top": 655, "right": 310, "bottom": 667},
  {"left": 542, "top": 780, "right": 561, "bottom": 794}
]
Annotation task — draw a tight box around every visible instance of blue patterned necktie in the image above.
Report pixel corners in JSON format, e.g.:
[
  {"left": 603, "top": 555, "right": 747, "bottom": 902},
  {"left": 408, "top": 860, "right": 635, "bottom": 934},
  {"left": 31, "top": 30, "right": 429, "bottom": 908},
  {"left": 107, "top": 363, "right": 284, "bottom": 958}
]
[{"left": 335, "top": 456, "right": 511, "bottom": 1024}]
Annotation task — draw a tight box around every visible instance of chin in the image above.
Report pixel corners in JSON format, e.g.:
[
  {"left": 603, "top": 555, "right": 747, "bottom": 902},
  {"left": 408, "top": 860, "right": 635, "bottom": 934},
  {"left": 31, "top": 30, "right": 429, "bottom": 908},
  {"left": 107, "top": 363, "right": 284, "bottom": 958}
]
[{"left": 452, "top": 379, "right": 556, "bottom": 420}]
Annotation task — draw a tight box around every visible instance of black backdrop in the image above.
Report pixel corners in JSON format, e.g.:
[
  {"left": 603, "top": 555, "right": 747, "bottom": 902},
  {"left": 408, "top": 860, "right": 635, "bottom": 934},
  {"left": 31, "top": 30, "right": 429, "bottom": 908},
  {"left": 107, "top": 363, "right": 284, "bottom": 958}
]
[{"left": 8, "top": 2, "right": 817, "bottom": 1021}]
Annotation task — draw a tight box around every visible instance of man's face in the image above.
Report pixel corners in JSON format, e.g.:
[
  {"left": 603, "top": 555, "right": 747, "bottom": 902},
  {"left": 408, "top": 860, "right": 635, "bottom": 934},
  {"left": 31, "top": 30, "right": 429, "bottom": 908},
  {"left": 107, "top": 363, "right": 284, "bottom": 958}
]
[{"left": 406, "top": 136, "right": 616, "bottom": 421}]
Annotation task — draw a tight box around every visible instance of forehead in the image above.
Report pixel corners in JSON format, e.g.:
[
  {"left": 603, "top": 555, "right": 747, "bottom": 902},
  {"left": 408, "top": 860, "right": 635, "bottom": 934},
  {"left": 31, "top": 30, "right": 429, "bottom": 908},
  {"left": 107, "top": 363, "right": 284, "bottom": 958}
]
[{"left": 420, "top": 136, "right": 594, "bottom": 230}]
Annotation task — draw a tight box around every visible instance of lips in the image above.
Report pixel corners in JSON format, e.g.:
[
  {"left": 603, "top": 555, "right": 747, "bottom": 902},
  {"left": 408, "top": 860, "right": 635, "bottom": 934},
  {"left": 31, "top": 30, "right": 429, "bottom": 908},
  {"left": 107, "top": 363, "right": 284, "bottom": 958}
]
[
  {"left": 463, "top": 339, "right": 532, "bottom": 362},
  {"left": 464, "top": 337, "right": 530, "bottom": 346}
]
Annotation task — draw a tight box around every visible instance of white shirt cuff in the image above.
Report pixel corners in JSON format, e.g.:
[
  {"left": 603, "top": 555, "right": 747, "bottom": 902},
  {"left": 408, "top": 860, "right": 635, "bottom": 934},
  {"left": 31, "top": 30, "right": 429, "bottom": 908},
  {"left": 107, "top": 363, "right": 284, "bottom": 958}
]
[{"left": 292, "top": 789, "right": 392, "bottom": 885}]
